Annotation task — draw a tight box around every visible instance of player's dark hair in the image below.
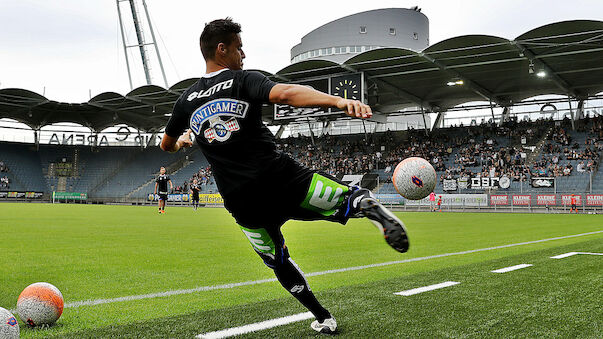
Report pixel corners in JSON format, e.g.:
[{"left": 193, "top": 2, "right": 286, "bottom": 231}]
[{"left": 200, "top": 18, "right": 242, "bottom": 60}]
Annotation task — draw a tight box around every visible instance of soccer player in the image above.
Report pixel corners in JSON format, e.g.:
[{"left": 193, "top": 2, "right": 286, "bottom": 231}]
[
  {"left": 570, "top": 194, "right": 578, "bottom": 213},
  {"left": 190, "top": 179, "right": 200, "bottom": 210},
  {"left": 160, "top": 18, "right": 408, "bottom": 334},
  {"left": 437, "top": 195, "right": 443, "bottom": 212},
  {"left": 429, "top": 191, "right": 436, "bottom": 211},
  {"left": 154, "top": 167, "right": 172, "bottom": 214}
]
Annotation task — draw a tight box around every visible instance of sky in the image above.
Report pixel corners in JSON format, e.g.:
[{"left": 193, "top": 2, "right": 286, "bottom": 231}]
[{"left": 1, "top": 0, "right": 603, "bottom": 103}]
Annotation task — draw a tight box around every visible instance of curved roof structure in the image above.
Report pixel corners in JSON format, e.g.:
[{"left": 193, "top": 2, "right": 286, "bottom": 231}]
[{"left": 1, "top": 20, "right": 602, "bottom": 130}]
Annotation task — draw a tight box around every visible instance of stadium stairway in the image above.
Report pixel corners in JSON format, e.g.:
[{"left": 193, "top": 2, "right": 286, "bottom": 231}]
[
  {"left": 525, "top": 125, "right": 554, "bottom": 165},
  {"left": 125, "top": 148, "right": 206, "bottom": 199},
  {"left": 92, "top": 147, "right": 193, "bottom": 199}
]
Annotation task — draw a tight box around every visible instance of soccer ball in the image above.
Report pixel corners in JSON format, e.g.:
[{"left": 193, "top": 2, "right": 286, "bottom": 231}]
[
  {"left": 0, "top": 307, "right": 19, "bottom": 339},
  {"left": 17, "top": 282, "right": 64, "bottom": 327},
  {"left": 392, "top": 157, "right": 436, "bottom": 200}
]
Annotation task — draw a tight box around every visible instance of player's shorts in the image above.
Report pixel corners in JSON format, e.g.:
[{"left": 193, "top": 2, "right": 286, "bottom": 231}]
[
  {"left": 192, "top": 193, "right": 199, "bottom": 202},
  {"left": 224, "top": 153, "right": 357, "bottom": 268},
  {"left": 223, "top": 153, "right": 353, "bottom": 230},
  {"left": 571, "top": 204, "right": 577, "bottom": 209},
  {"left": 158, "top": 193, "right": 168, "bottom": 201}
]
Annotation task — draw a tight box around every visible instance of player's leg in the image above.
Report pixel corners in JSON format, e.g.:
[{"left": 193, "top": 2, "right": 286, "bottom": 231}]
[
  {"left": 291, "top": 171, "right": 409, "bottom": 253},
  {"left": 157, "top": 197, "right": 162, "bottom": 214},
  {"left": 160, "top": 195, "right": 167, "bottom": 213},
  {"left": 239, "top": 225, "right": 336, "bottom": 333}
]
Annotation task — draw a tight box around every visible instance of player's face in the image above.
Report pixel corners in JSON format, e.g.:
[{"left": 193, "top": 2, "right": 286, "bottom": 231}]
[
  {"left": 160, "top": 167, "right": 165, "bottom": 174},
  {"left": 224, "top": 34, "right": 245, "bottom": 70}
]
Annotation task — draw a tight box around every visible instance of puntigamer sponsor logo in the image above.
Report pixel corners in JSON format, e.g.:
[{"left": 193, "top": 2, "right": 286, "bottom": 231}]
[{"left": 189, "top": 98, "right": 249, "bottom": 135}]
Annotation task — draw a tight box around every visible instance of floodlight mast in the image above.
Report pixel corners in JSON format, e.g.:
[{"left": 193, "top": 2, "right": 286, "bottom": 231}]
[{"left": 116, "top": 0, "right": 169, "bottom": 89}]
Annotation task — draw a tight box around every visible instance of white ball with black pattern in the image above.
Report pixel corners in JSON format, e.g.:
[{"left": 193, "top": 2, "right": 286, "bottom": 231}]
[
  {"left": 0, "top": 307, "right": 20, "bottom": 339},
  {"left": 392, "top": 157, "right": 436, "bottom": 200}
]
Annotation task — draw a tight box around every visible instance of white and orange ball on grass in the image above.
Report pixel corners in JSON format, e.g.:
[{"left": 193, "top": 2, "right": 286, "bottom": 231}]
[
  {"left": 17, "top": 282, "right": 64, "bottom": 327},
  {"left": 392, "top": 157, "right": 436, "bottom": 200},
  {"left": 0, "top": 307, "right": 20, "bottom": 339}
]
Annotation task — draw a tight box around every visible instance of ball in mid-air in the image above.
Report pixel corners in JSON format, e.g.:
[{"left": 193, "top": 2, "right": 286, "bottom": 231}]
[
  {"left": 17, "top": 282, "right": 64, "bottom": 327},
  {"left": 0, "top": 307, "right": 20, "bottom": 339},
  {"left": 392, "top": 157, "right": 436, "bottom": 200}
]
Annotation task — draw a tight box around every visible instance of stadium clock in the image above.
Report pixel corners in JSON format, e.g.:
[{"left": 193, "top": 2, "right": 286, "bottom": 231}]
[{"left": 330, "top": 73, "right": 362, "bottom": 100}]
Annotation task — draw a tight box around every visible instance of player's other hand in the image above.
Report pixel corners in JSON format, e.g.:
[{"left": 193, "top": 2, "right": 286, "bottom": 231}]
[
  {"left": 336, "top": 98, "right": 372, "bottom": 119},
  {"left": 177, "top": 129, "right": 193, "bottom": 149}
]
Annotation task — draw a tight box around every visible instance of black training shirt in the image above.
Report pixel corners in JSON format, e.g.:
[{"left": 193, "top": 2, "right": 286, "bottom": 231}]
[
  {"left": 191, "top": 184, "right": 200, "bottom": 194},
  {"left": 165, "top": 69, "right": 277, "bottom": 196},
  {"left": 156, "top": 174, "right": 170, "bottom": 194}
]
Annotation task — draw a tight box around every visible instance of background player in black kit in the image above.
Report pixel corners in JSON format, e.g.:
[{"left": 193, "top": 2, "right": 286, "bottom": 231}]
[
  {"left": 190, "top": 179, "right": 200, "bottom": 210},
  {"left": 160, "top": 18, "right": 408, "bottom": 334},
  {"left": 154, "top": 166, "right": 173, "bottom": 214}
]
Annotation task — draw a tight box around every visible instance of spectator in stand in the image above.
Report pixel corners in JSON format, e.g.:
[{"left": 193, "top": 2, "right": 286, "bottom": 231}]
[
  {"left": 577, "top": 161, "right": 586, "bottom": 173},
  {"left": 1, "top": 175, "right": 10, "bottom": 189}
]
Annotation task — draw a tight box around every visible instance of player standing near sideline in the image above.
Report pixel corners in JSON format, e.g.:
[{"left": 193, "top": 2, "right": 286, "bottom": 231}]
[
  {"left": 154, "top": 166, "right": 173, "bottom": 214},
  {"left": 429, "top": 191, "right": 436, "bottom": 211},
  {"left": 190, "top": 179, "right": 200, "bottom": 210},
  {"left": 570, "top": 193, "right": 578, "bottom": 213},
  {"left": 160, "top": 18, "right": 408, "bottom": 334},
  {"left": 437, "top": 195, "right": 443, "bottom": 212}
]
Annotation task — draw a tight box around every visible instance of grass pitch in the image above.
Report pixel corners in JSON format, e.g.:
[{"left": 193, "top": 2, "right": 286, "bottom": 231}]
[{"left": 1, "top": 203, "right": 601, "bottom": 338}]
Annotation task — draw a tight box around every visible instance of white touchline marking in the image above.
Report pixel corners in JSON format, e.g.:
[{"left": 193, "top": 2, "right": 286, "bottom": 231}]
[
  {"left": 491, "top": 264, "right": 533, "bottom": 273},
  {"left": 551, "top": 251, "right": 603, "bottom": 259},
  {"left": 195, "top": 312, "right": 313, "bottom": 339},
  {"left": 578, "top": 252, "right": 603, "bottom": 256},
  {"left": 394, "top": 281, "right": 460, "bottom": 296},
  {"left": 52, "top": 230, "right": 602, "bottom": 309},
  {"left": 550, "top": 252, "right": 580, "bottom": 259}
]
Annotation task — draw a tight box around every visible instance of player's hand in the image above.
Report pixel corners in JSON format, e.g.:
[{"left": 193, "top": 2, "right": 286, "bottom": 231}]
[
  {"left": 176, "top": 129, "right": 193, "bottom": 149},
  {"left": 336, "top": 98, "right": 372, "bottom": 119}
]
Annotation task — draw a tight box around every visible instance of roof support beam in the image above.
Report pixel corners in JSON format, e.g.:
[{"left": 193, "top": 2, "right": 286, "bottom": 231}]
[
  {"left": 511, "top": 41, "right": 579, "bottom": 98},
  {"left": 431, "top": 111, "right": 445, "bottom": 131},
  {"left": 419, "top": 52, "right": 503, "bottom": 105},
  {"left": 274, "top": 125, "right": 286, "bottom": 139}
]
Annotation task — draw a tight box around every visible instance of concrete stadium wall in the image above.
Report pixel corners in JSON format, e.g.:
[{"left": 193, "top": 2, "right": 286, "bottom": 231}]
[{"left": 290, "top": 8, "right": 429, "bottom": 63}]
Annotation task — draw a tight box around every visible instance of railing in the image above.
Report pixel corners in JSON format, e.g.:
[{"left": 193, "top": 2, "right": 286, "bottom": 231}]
[{"left": 377, "top": 192, "right": 603, "bottom": 213}]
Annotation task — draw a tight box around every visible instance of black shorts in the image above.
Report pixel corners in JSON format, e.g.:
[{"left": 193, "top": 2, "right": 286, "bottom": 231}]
[
  {"left": 192, "top": 193, "right": 199, "bottom": 202},
  {"left": 222, "top": 153, "right": 351, "bottom": 230},
  {"left": 158, "top": 193, "right": 168, "bottom": 201},
  {"left": 571, "top": 204, "right": 577, "bottom": 209}
]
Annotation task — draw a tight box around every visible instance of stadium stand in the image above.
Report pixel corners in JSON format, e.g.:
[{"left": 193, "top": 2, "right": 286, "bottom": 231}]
[
  {"left": 0, "top": 116, "right": 600, "bottom": 200},
  {"left": 0, "top": 142, "right": 47, "bottom": 192}
]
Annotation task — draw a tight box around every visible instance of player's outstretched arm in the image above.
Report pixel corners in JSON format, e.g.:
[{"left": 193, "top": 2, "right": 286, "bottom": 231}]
[
  {"left": 269, "top": 84, "right": 372, "bottom": 119},
  {"left": 161, "top": 129, "right": 193, "bottom": 153}
]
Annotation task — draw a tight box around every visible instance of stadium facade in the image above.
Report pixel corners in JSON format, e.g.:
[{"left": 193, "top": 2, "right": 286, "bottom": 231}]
[{"left": 290, "top": 8, "right": 429, "bottom": 64}]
